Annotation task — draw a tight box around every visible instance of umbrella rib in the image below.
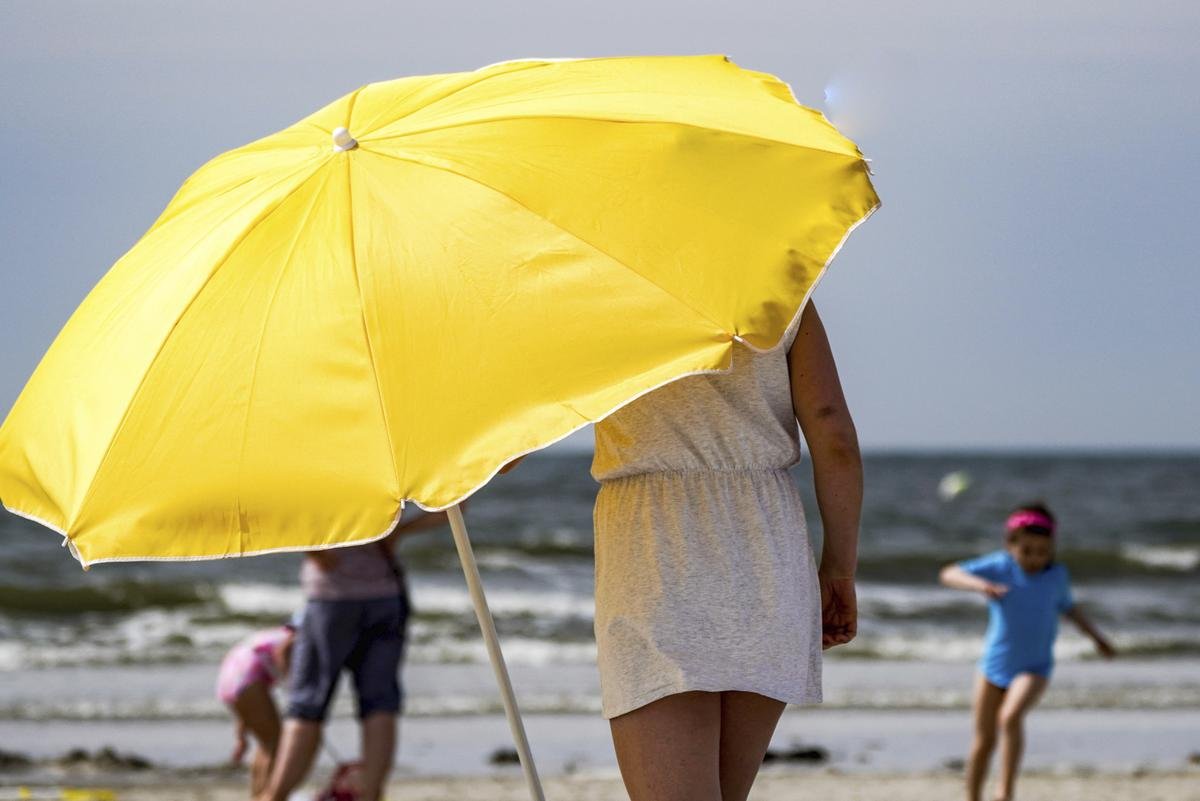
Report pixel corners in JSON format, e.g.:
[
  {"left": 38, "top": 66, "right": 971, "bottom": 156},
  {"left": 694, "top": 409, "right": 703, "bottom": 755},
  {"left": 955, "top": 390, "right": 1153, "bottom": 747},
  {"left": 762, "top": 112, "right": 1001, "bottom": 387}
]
[
  {"left": 69, "top": 162, "right": 329, "bottom": 533},
  {"left": 351, "top": 61, "right": 548, "bottom": 135},
  {"left": 364, "top": 112, "right": 864, "bottom": 161},
  {"left": 365, "top": 149, "right": 732, "bottom": 335},
  {"left": 341, "top": 157, "right": 402, "bottom": 500}
]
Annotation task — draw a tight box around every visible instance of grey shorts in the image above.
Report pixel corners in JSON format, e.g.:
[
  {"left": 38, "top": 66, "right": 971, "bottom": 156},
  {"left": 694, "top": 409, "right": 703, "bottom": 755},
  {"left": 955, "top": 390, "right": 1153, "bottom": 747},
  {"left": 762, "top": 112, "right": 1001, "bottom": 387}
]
[{"left": 287, "top": 593, "right": 410, "bottom": 721}]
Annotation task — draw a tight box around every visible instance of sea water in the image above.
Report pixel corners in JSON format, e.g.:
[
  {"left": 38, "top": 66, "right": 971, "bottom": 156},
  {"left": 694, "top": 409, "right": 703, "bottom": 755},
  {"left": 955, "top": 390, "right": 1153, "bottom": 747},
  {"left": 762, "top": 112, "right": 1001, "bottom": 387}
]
[{"left": 0, "top": 452, "right": 1197, "bottom": 768}]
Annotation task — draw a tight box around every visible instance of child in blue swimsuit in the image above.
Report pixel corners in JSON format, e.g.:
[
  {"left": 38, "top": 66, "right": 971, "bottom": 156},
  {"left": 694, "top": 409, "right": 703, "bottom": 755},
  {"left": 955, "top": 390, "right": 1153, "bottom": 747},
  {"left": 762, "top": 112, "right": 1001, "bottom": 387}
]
[{"left": 940, "top": 502, "right": 1115, "bottom": 801}]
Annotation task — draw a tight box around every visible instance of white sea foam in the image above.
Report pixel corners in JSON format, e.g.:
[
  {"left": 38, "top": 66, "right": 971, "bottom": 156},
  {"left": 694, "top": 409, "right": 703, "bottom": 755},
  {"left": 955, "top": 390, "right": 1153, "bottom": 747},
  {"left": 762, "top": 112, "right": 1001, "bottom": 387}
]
[
  {"left": 407, "top": 636, "right": 598, "bottom": 667},
  {"left": 409, "top": 580, "right": 595, "bottom": 619},
  {"left": 217, "top": 583, "right": 305, "bottom": 616},
  {"left": 1121, "top": 544, "right": 1200, "bottom": 572}
]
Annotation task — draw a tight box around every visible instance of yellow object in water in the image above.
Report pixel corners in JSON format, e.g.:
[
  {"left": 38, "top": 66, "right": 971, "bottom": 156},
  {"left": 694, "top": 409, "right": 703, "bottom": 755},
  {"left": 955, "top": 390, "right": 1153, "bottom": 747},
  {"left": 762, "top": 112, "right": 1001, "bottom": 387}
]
[{"left": 0, "top": 55, "right": 878, "bottom": 566}]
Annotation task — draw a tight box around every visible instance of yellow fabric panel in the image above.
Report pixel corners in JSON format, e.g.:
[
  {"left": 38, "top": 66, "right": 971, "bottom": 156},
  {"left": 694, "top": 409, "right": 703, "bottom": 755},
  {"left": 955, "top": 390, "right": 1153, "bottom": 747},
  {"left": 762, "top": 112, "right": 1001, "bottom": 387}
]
[
  {"left": 347, "top": 150, "right": 734, "bottom": 507},
  {"left": 70, "top": 163, "right": 397, "bottom": 563},
  {"left": 0, "top": 150, "right": 318, "bottom": 533},
  {"left": 376, "top": 116, "right": 873, "bottom": 348}
]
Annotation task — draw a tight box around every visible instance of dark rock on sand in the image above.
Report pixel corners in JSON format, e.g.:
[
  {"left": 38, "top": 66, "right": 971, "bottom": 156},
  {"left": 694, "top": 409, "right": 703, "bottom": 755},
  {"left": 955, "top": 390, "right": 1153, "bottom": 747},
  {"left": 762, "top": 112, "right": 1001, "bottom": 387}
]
[
  {"left": 489, "top": 747, "right": 521, "bottom": 765},
  {"left": 0, "top": 749, "right": 33, "bottom": 769},
  {"left": 762, "top": 746, "right": 828, "bottom": 764},
  {"left": 61, "top": 748, "right": 92, "bottom": 764},
  {"left": 57, "top": 747, "right": 153, "bottom": 770}
]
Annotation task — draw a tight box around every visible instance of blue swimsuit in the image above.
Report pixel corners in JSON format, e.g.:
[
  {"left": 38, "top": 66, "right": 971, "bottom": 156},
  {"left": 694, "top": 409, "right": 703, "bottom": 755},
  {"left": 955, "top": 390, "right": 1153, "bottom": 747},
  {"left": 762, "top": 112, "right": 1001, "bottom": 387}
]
[{"left": 958, "top": 550, "right": 1074, "bottom": 688}]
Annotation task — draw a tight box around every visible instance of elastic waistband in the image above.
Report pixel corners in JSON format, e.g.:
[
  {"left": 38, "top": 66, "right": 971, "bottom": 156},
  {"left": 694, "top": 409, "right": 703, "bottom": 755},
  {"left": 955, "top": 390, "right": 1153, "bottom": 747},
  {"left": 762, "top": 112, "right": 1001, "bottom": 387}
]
[{"left": 597, "top": 466, "right": 793, "bottom": 483}]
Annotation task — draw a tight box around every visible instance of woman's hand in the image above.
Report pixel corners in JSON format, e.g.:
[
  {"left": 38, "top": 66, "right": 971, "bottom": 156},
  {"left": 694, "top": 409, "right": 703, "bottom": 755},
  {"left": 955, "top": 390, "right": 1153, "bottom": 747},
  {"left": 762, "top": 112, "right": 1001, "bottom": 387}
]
[
  {"left": 819, "top": 571, "right": 857, "bottom": 650},
  {"left": 1094, "top": 636, "right": 1117, "bottom": 659}
]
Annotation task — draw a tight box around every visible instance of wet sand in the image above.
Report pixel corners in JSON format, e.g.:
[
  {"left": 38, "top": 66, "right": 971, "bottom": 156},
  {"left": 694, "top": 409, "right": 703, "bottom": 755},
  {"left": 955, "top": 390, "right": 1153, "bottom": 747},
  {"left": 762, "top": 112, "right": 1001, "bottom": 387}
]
[{"left": 17, "top": 770, "right": 1198, "bottom": 801}]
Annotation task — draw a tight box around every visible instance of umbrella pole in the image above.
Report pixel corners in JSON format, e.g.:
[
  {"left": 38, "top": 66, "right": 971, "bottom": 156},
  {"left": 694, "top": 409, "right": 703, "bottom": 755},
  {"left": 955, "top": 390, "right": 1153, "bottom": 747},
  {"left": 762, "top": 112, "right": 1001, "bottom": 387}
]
[{"left": 446, "top": 504, "right": 546, "bottom": 801}]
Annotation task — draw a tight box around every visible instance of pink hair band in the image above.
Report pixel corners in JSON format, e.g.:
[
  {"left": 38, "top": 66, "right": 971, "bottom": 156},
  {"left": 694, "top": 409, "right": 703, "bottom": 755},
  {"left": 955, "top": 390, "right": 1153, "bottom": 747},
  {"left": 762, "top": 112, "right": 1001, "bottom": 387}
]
[{"left": 1006, "top": 510, "right": 1055, "bottom": 534}]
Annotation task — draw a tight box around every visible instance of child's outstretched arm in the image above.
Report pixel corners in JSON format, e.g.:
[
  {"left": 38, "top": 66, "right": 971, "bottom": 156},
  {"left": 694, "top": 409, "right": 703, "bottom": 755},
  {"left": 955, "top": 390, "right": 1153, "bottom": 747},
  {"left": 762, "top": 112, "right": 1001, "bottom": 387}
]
[
  {"left": 939, "top": 564, "right": 1008, "bottom": 599},
  {"left": 1064, "top": 606, "right": 1117, "bottom": 658}
]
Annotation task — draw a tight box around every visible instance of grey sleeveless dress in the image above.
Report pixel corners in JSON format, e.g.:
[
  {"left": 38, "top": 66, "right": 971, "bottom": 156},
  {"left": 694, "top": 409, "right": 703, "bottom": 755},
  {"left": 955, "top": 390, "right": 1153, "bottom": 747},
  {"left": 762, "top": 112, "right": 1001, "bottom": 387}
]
[{"left": 591, "top": 333, "right": 822, "bottom": 719}]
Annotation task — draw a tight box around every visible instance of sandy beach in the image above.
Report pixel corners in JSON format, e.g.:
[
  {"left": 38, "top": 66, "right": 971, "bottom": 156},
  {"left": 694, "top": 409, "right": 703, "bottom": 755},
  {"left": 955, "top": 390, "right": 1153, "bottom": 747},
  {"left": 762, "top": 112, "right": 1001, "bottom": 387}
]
[
  {"left": 7, "top": 770, "right": 1199, "bottom": 801},
  {"left": 3, "top": 703, "right": 1199, "bottom": 800}
]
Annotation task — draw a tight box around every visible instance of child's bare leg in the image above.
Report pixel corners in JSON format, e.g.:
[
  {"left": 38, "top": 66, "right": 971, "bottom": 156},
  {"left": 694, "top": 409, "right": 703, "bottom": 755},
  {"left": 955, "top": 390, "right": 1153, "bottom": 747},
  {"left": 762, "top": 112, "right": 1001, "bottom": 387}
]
[
  {"left": 609, "top": 691, "right": 722, "bottom": 801},
  {"left": 995, "top": 673, "right": 1047, "bottom": 801},
  {"left": 967, "top": 674, "right": 1005, "bottom": 801},
  {"left": 231, "top": 683, "right": 281, "bottom": 796},
  {"left": 717, "top": 691, "right": 786, "bottom": 801}
]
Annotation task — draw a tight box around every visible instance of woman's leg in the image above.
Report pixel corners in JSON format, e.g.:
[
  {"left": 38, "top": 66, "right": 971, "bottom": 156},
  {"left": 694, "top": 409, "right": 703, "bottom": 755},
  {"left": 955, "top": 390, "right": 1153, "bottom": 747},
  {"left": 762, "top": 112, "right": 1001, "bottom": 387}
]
[
  {"left": 231, "top": 682, "right": 281, "bottom": 796},
  {"left": 609, "top": 691, "right": 723, "bottom": 801},
  {"left": 994, "top": 673, "right": 1048, "bottom": 801},
  {"left": 348, "top": 595, "right": 406, "bottom": 801},
  {"left": 257, "top": 719, "right": 322, "bottom": 801},
  {"left": 967, "top": 674, "right": 1006, "bottom": 801},
  {"left": 717, "top": 691, "right": 786, "bottom": 801},
  {"left": 250, "top": 748, "right": 273, "bottom": 798},
  {"left": 358, "top": 712, "right": 397, "bottom": 801}
]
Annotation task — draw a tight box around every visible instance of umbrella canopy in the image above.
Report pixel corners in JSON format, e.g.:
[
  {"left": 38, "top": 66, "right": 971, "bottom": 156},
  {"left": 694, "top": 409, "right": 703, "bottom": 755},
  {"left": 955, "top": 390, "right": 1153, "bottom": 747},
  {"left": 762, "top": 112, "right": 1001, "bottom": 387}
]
[{"left": 0, "top": 55, "right": 878, "bottom": 566}]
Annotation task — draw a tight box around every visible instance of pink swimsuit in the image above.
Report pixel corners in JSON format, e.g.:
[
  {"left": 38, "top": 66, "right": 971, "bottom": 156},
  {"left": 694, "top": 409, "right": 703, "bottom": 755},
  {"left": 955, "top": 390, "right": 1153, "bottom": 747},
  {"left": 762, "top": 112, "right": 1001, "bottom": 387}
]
[{"left": 216, "top": 626, "right": 291, "bottom": 704}]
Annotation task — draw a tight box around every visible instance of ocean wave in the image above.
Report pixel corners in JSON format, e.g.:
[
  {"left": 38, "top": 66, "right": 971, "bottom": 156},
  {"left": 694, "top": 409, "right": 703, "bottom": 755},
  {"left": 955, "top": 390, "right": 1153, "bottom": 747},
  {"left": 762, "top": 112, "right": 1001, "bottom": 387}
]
[
  {"left": 855, "top": 546, "right": 1199, "bottom": 582},
  {"left": 1120, "top": 544, "right": 1200, "bottom": 572},
  {"left": 834, "top": 629, "right": 1200, "bottom": 662},
  {"left": 411, "top": 583, "right": 595, "bottom": 620},
  {"left": 2, "top": 569, "right": 1195, "bottom": 673},
  {"left": 0, "top": 581, "right": 214, "bottom": 614},
  {"left": 216, "top": 583, "right": 304, "bottom": 618}
]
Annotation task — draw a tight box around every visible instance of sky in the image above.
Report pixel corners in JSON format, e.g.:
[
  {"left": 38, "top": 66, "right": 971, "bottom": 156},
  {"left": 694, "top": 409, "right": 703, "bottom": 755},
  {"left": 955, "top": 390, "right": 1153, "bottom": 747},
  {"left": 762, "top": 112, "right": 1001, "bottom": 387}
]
[{"left": 0, "top": 0, "right": 1196, "bottom": 452}]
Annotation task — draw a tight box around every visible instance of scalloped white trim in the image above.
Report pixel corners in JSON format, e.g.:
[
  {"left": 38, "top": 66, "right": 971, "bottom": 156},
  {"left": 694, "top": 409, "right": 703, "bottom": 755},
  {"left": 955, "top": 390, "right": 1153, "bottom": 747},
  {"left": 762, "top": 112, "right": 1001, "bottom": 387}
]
[{"left": 1, "top": 497, "right": 405, "bottom": 570}]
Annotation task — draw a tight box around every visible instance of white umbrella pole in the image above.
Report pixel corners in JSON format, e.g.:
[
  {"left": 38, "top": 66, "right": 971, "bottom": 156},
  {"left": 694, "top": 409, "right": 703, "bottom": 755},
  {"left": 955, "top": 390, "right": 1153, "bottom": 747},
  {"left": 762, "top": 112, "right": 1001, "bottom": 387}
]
[{"left": 446, "top": 504, "right": 545, "bottom": 801}]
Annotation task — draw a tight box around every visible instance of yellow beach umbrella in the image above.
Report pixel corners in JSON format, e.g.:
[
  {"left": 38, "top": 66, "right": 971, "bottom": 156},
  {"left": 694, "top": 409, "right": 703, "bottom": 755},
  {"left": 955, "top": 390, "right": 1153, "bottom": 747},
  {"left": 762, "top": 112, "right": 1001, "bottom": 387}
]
[
  {"left": 0, "top": 54, "right": 876, "bottom": 563},
  {"left": 0, "top": 55, "right": 877, "bottom": 797}
]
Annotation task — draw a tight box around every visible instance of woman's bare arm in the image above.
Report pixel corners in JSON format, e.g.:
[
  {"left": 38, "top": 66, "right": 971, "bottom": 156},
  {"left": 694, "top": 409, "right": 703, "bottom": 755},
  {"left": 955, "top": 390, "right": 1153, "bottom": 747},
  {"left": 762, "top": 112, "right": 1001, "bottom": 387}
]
[
  {"left": 789, "top": 303, "right": 862, "bottom": 579},
  {"left": 393, "top": 509, "right": 451, "bottom": 537},
  {"left": 305, "top": 550, "right": 339, "bottom": 570},
  {"left": 789, "top": 303, "right": 861, "bottom": 648}
]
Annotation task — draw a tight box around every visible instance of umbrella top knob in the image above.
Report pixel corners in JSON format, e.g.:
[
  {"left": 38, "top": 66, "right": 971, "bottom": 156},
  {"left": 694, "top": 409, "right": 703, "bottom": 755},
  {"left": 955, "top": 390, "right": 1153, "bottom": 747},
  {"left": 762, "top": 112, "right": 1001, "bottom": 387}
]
[{"left": 332, "top": 127, "right": 358, "bottom": 152}]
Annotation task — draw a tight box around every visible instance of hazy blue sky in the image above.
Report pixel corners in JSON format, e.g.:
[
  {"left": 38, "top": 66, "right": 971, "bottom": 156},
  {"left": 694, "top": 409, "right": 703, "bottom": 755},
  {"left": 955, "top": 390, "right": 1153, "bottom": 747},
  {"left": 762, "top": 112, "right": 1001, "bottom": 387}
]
[{"left": 1, "top": 1, "right": 1196, "bottom": 451}]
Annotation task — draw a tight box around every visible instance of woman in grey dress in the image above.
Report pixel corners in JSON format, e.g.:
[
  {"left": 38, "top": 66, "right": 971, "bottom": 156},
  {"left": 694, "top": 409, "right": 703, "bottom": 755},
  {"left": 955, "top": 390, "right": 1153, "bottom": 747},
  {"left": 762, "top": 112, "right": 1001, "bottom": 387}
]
[{"left": 592, "top": 303, "right": 860, "bottom": 801}]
